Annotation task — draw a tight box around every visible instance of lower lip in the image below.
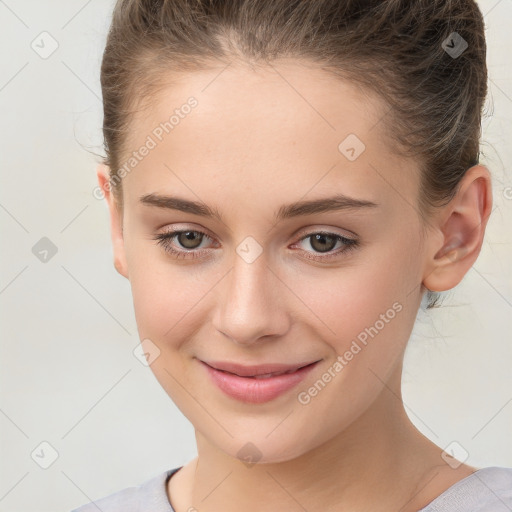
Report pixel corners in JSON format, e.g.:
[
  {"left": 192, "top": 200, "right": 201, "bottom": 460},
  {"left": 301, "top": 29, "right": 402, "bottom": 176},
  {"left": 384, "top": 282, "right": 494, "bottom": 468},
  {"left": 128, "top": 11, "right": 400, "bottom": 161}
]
[{"left": 201, "top": 360, "right": 320, "bottom": 404}]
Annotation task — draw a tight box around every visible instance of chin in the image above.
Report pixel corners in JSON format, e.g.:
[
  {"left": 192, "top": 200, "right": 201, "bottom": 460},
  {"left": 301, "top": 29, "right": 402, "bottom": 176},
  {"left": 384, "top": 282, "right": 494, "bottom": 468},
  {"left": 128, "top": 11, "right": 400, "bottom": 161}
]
[{"left": 215, "top": 435, "right": 313, "bottom": 467}]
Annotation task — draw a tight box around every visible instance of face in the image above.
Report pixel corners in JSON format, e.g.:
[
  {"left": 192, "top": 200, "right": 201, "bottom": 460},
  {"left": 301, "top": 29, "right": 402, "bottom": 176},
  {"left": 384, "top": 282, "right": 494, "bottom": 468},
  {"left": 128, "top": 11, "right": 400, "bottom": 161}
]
[{"left": 102, "top": 60, "right": 434, "bottom": 464}]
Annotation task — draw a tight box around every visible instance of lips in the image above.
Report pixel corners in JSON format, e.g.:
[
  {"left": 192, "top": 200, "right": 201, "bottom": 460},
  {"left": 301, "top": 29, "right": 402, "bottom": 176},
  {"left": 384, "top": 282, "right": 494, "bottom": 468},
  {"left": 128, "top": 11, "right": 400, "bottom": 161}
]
[
  {"left": 200, "top": 359, "right": 322, "bottom": 403},
  {"left": 202, "top": 360, "right": 318, "bottom": 378}
]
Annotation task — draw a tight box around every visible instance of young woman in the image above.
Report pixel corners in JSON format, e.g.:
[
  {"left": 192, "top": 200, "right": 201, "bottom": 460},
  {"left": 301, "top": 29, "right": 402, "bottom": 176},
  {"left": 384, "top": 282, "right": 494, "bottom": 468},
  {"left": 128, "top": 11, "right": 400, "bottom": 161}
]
[{"left": 72, "top": 0, "right": 511, "bottom": 511}]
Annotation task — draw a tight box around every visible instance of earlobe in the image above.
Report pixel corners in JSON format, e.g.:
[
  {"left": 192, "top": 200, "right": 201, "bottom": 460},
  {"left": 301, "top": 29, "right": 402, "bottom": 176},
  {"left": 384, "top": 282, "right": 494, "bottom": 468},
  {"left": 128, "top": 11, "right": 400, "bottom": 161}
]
[
  {"left": 96, "top": 164, "right": 129, "bottom": 279},
  {"left": 422, "top": 165, "right": 493, "bottom": 293}
]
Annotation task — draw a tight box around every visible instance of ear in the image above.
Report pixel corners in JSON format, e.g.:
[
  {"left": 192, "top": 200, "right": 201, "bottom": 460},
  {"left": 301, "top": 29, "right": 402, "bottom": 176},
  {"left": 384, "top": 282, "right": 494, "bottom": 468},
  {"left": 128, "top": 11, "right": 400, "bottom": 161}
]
[
  {"left": 422, "top": 165, "right": 493, "bottom": 292},
  {"left": 96, "top": 164, "right": 129, "bottom": 279}
]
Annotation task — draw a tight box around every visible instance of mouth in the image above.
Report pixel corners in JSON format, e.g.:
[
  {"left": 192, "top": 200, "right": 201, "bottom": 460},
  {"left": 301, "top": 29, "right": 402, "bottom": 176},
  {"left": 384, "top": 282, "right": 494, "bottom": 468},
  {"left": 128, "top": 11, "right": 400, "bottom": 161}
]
[
  {"left": 199, "top": 359, "right": 322, "bottom": 403},
  {"left": 201, "top": 360, "right": 320, "bottom": 378}
]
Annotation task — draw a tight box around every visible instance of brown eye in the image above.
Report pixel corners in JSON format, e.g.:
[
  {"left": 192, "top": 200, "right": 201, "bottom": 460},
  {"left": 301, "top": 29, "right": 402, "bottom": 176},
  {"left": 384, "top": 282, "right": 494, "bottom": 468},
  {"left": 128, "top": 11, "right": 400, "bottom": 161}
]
[
  {"left": 293, "top": 231, "right": 359, "bottom": 262},
  {"left": 309, "top": 233, "right": 338, "bottom": 253},
  {"left": 153, "top": 229, "right": 214, "bottom": 259},
  {"left": 177, "top": 231, "right": 204, "bottom": 249}
]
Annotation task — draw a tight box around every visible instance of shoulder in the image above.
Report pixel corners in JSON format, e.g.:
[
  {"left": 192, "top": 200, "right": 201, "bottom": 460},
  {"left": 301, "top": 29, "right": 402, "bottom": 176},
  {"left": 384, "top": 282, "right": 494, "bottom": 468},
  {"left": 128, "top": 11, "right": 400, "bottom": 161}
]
[
  {"left": 69, "top": 467, "right": 182, "bottom": 512},
  {"left": 419, "top": 466, "right": 512, "bottom": 512}
]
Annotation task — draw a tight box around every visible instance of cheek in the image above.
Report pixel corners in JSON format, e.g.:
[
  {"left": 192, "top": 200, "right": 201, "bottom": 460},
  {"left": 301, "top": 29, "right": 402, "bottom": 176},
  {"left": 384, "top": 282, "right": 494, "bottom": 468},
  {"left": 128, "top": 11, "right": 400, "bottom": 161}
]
[
  {"left": 126, "top": 242, "right": 218, "bottom": 345},
  {"left": 130, "top": 272, "right": 200, "bottom": 338},
  {"left": 127, "top": 259, "right": 212, "bottom": 403},
  {"left": 288, "top": 242, "right": 420, "bottom": 363}
]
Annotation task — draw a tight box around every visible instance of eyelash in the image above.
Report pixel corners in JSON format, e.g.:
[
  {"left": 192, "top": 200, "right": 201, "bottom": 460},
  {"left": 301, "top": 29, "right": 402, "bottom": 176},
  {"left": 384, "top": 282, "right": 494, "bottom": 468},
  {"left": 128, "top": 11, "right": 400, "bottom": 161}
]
[{"left": 153, "top": 228, "right": 359, "bottom": 262}]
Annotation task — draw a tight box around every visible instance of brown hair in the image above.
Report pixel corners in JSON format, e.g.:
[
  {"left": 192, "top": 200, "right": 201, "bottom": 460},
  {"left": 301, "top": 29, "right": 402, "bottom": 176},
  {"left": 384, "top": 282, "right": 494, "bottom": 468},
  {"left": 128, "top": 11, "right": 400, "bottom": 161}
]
[{"left": 99, "top": 0, "right": 488, "bottom": 309}]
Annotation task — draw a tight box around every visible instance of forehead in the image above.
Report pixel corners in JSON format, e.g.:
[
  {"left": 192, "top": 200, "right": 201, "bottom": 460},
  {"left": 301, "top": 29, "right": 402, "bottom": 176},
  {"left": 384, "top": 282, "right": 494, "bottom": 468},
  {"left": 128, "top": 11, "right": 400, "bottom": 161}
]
[{"left": 121, "top": 60, "right": 420, "bottom": 215}]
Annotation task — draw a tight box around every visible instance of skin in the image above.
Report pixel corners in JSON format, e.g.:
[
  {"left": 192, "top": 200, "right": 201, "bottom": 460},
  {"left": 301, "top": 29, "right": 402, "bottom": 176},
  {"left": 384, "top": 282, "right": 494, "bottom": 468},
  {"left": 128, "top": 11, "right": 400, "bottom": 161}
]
[{"left": 97, "top": 60, "right": 492, "bottom": 512}]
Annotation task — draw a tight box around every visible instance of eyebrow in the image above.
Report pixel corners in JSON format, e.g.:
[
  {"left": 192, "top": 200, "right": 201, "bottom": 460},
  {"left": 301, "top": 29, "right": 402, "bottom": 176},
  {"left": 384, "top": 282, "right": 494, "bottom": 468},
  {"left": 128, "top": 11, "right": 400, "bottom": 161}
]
[{"left": 139, "top": 192, "right": 379, "bottom": 222}]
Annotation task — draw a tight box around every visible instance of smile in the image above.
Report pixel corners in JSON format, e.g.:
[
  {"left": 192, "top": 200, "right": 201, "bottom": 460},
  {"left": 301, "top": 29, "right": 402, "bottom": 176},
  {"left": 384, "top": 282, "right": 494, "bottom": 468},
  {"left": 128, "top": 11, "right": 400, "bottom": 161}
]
[{"left": 199, "top": 360, "right": 321, "bottom": 403}]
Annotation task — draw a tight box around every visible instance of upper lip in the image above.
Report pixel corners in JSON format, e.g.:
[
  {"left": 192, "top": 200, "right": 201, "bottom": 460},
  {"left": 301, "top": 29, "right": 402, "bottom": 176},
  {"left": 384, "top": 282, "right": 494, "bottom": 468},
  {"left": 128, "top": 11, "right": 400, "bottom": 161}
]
[{"left": 201, "top": 360, "right": 320, "bottom": 377}]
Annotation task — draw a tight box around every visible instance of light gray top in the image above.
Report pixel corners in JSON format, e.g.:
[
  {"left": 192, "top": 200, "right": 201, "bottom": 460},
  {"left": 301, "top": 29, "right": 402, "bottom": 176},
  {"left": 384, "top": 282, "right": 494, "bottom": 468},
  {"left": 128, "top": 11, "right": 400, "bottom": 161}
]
[{"left": 71, "top": 465, "right": 512, "bottom": 512}]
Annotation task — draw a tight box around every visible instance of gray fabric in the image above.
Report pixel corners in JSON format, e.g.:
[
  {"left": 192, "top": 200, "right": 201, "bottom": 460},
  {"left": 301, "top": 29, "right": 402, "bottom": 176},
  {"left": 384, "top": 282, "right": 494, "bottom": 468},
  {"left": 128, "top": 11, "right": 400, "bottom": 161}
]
[
  {"left": 71, "top": 466, "right": 512, "bottom": 512},
  {"left": 417, "top": 466, "right": 512, "bottom": 512},
  {"left": 70, "top": 467, "right": 179, "bottom": 512}
]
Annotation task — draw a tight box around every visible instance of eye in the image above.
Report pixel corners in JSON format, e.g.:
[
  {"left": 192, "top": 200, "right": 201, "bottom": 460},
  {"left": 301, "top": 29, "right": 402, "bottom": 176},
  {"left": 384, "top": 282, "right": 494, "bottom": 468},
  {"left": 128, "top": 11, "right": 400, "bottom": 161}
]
[
  {"left": 292, "top": 231, "right": 359, "bottom": 262},
  {"left": 153, "top": 228, "right": 359, "bottom": 261},
  {"left": 153, "top": 229, "right": 215, "bottom": 259}
]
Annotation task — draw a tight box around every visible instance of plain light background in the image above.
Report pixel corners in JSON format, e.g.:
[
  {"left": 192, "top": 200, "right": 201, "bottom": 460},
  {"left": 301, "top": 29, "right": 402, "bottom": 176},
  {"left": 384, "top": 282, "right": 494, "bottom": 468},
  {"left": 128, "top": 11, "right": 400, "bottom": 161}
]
[{"left": 0, "top": 1, "right": 511, "bottom": 511}]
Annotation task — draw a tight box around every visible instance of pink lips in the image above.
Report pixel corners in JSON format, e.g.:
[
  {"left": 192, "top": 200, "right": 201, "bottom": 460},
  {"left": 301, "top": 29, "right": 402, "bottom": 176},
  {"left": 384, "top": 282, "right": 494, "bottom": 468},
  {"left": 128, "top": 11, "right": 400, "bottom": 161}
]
[{"left": 200, "top": 359, "right": 320, "bottom": 403}]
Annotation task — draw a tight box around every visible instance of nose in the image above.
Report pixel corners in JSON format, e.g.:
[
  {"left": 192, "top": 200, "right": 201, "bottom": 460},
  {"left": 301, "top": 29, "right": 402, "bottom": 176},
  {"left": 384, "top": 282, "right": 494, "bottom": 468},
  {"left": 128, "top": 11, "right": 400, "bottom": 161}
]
[{"left": 212, "top": 252, "right": 291, "bottom": 346}]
